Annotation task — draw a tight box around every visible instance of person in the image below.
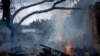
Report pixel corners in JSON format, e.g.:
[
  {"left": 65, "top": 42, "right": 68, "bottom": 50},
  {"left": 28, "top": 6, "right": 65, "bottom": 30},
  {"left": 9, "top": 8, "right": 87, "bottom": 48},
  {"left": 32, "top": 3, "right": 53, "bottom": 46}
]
[{"left": 0, "top": 0, "right": 11, "bottom": 21}]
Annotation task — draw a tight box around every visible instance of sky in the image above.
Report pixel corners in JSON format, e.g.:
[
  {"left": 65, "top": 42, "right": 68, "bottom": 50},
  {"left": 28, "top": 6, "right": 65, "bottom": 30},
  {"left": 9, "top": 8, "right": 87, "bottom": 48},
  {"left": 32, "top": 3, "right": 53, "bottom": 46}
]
[
  {"left": 0, "top": 0, "right": 99, "bottom": 25},
  {"left": 13, "top": 0, "right": 100, "bottom": 25},
  {"left": 12, "top": 0, "right": 81, "bottom": 25}
]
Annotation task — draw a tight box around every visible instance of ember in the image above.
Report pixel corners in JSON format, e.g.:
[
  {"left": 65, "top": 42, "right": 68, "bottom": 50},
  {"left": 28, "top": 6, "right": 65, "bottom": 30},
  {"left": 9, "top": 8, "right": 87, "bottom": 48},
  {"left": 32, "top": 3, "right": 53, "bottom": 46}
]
[
  {"left": 65, "top": 41, "right": 72, "bottom": 55},
  {"left": 32, "top": 54, "right": 37, "bottom": 56}
]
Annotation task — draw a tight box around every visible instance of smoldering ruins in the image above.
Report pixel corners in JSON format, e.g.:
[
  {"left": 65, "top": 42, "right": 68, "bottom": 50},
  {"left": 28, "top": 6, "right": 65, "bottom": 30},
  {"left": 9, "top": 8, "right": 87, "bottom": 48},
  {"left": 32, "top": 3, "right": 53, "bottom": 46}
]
[{"left": 0, "top": 0, "right": 100, "bottom": 56}]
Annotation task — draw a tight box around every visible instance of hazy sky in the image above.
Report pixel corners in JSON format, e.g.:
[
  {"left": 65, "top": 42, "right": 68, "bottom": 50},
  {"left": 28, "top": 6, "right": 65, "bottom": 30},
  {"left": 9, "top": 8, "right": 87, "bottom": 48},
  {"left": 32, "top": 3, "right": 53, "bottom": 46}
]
[
  {"left": 0, "top": 0, "right": 99, "bottom": 25},
  {"left": 12, "top": 0, "right": 80, "bottom": 25},
  {"left": 13, "top": 0, "right": 100, "bottom": 25}
]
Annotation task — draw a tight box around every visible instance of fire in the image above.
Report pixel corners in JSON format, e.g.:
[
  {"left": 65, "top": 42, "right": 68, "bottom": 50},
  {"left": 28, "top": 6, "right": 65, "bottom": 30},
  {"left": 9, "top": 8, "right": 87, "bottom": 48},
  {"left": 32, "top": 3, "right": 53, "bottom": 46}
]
[
  {"left": 65, "top": 41, "right": 72, "bottom": 55},
  {"left": 32, "top": 54, "right": 37, "bottom": 56}
]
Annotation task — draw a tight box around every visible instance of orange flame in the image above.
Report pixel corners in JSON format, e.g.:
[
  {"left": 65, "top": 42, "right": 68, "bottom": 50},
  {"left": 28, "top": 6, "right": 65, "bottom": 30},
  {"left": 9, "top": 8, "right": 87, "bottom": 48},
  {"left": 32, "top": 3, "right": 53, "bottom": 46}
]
[{"left": 65, "top": 41, "right": 72, "bottom": 55}]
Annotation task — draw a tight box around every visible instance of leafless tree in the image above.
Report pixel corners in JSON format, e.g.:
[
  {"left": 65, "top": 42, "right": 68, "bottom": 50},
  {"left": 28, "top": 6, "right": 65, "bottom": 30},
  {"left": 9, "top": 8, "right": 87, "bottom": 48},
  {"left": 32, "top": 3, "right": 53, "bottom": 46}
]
[
  {"left": 1, "top": 0, "right": 82, "bottom": 36},
  {"left": 12, "top": 0, "right": 81, "bottom": 27}
]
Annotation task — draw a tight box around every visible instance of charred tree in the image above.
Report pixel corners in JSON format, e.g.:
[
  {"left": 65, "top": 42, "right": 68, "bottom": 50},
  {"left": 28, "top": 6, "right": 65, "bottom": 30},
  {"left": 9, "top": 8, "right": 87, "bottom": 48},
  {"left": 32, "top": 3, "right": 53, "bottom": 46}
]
[
  {"left": 0, "top": 0, "right": 15, "bottom": 37},
  {"left": 1, "top": 0, "right": 10, "bottom": 21}
]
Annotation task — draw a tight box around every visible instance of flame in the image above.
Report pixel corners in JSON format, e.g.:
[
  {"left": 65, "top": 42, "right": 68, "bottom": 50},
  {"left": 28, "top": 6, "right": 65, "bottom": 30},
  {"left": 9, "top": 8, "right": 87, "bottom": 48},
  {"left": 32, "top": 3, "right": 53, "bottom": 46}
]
[{"left": 65, "top": 41, "right": 72, "bottom": 55}]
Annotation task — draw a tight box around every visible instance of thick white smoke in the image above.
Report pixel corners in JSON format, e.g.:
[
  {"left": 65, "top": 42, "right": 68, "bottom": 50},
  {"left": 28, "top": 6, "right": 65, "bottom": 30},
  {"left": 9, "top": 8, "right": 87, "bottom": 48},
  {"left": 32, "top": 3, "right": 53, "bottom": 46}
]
[{"left": 45, "top": 0, "right": 100, "bottom": 52}]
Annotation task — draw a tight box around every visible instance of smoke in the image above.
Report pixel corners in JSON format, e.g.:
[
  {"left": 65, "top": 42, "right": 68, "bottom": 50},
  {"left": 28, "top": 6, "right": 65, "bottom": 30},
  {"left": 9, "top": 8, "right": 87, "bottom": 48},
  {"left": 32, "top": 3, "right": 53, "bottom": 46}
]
[
  {"left": 0, "top": 18, "right": 55, "bottom": 54},
  {"left": 45, "top": 0, "right": 98, "bottom": 52},
  {"left": 0, "top": 0, "right": 99, "bottom": 54},
  {"left": 43, "top": 2, "right": 67, "bottom": 52},
  {"left": 62, "top": 0, "right": 95, "bottom": 48}
]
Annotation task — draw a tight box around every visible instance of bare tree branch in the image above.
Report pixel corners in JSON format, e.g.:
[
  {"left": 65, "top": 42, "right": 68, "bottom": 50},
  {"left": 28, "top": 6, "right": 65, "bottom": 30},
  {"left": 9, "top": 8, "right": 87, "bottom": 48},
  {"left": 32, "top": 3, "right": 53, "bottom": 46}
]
[
  {"left": 16, "top": 0, "right": 82, "bottom": 27},
  {"left": 54, "top": 7, "right": 81, "bottom": 10},
  {"left": 11, "top": 0, "right": 46, "bottom": 20},
  {"left": 17, "top": 8, "right": 81, "bottom": 27},
  {"left": 52, "top": 0, "right": 66, "bottom": 7}
]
